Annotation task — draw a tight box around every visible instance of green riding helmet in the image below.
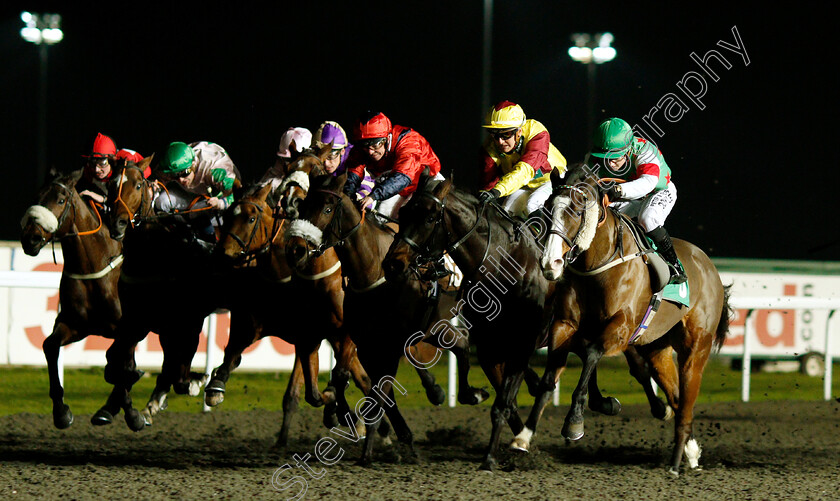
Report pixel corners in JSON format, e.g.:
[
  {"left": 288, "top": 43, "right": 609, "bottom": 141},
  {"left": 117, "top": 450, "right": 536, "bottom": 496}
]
[
  {"left": 589, "top": 118, "right": 634, "bottom": 159},
  {"left": 159, "top": 142, "right": 195, "bottom": 174}
]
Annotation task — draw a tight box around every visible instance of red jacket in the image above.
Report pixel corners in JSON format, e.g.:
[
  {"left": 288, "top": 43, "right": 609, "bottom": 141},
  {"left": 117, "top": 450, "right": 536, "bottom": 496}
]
[{"left": 346, "top": 125, "right": 441, "bottom": 197}]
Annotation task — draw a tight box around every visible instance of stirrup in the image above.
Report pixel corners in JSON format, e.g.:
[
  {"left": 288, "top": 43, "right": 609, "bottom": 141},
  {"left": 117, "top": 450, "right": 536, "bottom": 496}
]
[{"left": 667, "top": 263, "right": 688, "bottom": 284}]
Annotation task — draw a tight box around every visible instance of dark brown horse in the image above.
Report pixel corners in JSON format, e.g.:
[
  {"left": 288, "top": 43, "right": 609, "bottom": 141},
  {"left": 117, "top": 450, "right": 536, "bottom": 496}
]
[
  {"left": 20, "top": 169, "right": 123, "bottom": 429},
  {"left": 285, "top": 171, "right": 485, "bottom": 465},
  {"left": 538, "top": 163, "right": 731, "bottom": 475},
  {"left": 101, "top": 158, "right": 248, "bottom": 429},
  {"left": 214, "top": 179, "right": 372, "bottom": 445},
  {"left": 382, "top": 172, "right": 673, "bottom": 470}
]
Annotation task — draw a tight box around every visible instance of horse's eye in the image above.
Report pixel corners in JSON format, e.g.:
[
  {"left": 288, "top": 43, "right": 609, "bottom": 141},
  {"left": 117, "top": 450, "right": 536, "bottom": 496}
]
[
  {"left": 249, "top": 217, "right": 256, "bottom": 223},
  {"left": 58, "top": 198, "right": 65, "bottom": 205},
  {"left": 426, "top": 215, "right": 436, "bottom": 224},
  {"left": 323, "top": 207, "right": 332, "bottom": 215}
]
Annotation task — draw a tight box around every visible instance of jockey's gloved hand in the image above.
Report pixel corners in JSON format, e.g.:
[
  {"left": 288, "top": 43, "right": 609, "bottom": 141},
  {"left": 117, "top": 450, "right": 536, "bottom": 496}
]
[
  {"left": 605, "top": 184, "right": 623, "bottom": 201},
  {"left": 478, "top": 189, "right": 501, "bottom": 204}
]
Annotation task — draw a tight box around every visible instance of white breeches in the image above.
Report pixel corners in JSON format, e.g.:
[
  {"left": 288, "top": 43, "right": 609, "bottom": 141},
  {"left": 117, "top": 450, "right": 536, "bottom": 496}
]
[
  {"left": 501, "top": 182, "right": 553, "bottom": 218},
  {"left": 611, "top": 182, "right": 677, "bottom": 232}
]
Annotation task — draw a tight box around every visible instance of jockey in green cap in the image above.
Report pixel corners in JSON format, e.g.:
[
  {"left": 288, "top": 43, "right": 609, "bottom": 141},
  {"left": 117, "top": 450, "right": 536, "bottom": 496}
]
[
  {"left": 587, "top": 118, "right": 687, "bottom": 284},
  {"left": 156, "top": 141, "right": 241, "bottom": 243}
]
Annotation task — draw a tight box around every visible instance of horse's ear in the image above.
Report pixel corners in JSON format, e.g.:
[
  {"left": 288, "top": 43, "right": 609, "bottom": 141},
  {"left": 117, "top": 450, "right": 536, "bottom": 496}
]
[
  {"left": 433, "top": 177, "right": 452, "bottom": 199},
  {"left": 417, "top": 166, "right": 431, "bottom": 192},
  {"left": 257, "top": 181, "right": 274, "bottom": 201},
  {"left": 138, "top": 154, "right": 154, "bottom": 171},
  {"left": 550, "top": 167, "right": 564, "bottom": 189},
  {"left": 317, "top": 140, "right": 333, "bottom": 160}
]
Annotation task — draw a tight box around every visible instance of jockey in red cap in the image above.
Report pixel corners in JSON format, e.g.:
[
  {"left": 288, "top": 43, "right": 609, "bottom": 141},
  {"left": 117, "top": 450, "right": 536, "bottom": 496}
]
[{"left": 343, "top": 111, "right": 443, "bottom": 221}]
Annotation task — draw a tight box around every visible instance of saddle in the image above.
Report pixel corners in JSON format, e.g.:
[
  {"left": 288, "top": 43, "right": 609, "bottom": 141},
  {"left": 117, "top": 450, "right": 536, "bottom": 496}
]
[{"left": 614, "top": 210, "right": 671, "bottom": 293}]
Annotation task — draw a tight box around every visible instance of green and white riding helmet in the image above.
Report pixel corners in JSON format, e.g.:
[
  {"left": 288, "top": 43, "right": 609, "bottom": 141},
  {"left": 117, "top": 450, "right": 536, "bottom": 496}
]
[
  {"left": 589, "top": 118, "right": 635, "bottom": 159},
  {"left": 159, "top": 142, "right": 195, "bottom": 174}
]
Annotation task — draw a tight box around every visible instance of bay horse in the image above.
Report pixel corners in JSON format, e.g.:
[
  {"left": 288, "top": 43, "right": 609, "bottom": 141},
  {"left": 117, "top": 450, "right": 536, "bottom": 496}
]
[
  {"left": 539, "top": 163, "right": 731, "bottom": 475},
  {"left": 214, "top": 178, "right": 374, "bottom": 446},
  {"left": 285, "top": 171, "right": 486, "bottom": 466},
  {"left": 20, "top": 169, "right": 123, "bottom": 429},
  {"left": 382, "top": 172, "right": 673, "bottom": 471},
  {"left": 101, "top": 157, "right": 257, "bottom": 429}
]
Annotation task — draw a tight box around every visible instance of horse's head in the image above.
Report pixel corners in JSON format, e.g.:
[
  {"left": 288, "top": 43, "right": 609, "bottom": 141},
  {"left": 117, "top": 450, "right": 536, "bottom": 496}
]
[
  {"left": 383, "top": 170, "right": 453, "bottom": 281},
  {"left": 107, "top": 155, "right": 154, "bottom": 240},
  {"left": 278, "top": 143, "right": 332, "bottom": 219},
  {"left": 284, "top": 171, "right": 352, "bottom": 270},
  {"left": 540, "top": 163, "right": 603, "bottom": 280},
  {"left": 217, "top": 182, "right": 277, "bottom": 264},
  {"left": 20, "top": 170, "right": 83, "bottom": 255}
]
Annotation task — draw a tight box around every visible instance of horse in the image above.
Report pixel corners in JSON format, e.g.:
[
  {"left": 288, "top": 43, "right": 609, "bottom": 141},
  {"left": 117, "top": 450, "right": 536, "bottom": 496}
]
[
  {"left": 539, "top": 163, "right": 732, "bottom": 475},
  {"left": 20, "top": 169, "right": 123, "bottom": 429},
  {"left": 224, "top": 148, "right": 460, "bottom": 444},
  {"left": 382, "top": 172, "right": 674, "bottom": 470},
  {"left": 285, "top": 170, "right": 486, "bottom": 465},
  {"left": 214, "top": 177, "right": 375, "bottom": 446},
  {"left": 100, "top": 156, "right": 255, "bottom": 429}
]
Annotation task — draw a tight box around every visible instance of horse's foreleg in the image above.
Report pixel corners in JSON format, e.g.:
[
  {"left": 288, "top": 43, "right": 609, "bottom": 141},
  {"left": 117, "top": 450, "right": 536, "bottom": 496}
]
[
  {"left": 449, "top": 334, "right": 489, "bottom": 405},
  {"left": 408, "top": 342, "right": 446, "bottom": 406},
  {"left": 563, "top": 343, "right": 603, "bottom": 441},
  {"left": 205, "top": 313, "right": 258, "bottom": 407},
  {"left": 275, "top": 355, "right": 303, "bottom": 448},
  {"left": 43, "top": 321, "right": 81, "bottom": 429},
  {"left": 511, "top": 350, "right": 568, "bottom": 453},
  {"left": 300, "top": 345, "right": 331, "bottom": 408}
]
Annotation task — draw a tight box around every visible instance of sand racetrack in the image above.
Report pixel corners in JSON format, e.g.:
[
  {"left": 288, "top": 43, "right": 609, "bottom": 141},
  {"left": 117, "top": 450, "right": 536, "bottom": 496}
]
[{"left": 1, "top": 399, "right": 838, "bottom": 500}]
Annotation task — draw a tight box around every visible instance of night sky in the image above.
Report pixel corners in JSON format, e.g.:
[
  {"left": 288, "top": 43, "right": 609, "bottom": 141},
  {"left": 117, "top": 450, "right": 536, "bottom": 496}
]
[{"left": 2, "top": 3, "right": 837, "bottom": 262}]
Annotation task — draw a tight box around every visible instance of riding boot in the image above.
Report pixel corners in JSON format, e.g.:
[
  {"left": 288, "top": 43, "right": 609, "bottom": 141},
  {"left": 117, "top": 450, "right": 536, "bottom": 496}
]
[{"left": 646, "top": 226, "right": 687, "bottom": 284}]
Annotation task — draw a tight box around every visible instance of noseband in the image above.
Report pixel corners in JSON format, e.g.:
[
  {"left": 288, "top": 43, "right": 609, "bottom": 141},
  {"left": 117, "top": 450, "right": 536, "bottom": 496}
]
[{"left": 548, "top": 184, "right": 595, "bottom": 265}]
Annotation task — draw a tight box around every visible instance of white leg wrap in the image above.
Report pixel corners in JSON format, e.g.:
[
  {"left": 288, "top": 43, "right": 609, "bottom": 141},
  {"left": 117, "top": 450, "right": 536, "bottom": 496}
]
[{"left": 684, "top": 438, "right": 702, "bottom": 469}]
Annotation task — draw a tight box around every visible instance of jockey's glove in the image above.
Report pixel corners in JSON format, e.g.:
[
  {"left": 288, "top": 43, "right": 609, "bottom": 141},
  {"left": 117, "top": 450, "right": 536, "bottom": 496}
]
[
  {"left": 605, "top": 184, "right": 623, "bottom": 201},
  {"left": 478, "top": 189, "right": 501, "bottom": 204}
]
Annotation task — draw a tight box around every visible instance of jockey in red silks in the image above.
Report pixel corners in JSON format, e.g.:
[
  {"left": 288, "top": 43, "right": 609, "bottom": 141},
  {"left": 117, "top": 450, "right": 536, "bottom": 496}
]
[
  {"left": 342, "top": 111, "right": 444, "bottom": 221},
  {"left": 78, "top": 133, "right": 148, "bottom": 206}
]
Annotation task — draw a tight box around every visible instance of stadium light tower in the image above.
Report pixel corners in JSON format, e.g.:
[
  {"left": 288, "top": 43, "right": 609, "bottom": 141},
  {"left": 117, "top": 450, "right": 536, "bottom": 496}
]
[
  {"left": 568, "top": 32, "right": 616, "bottom": 150},
  {"left": 20, "top": 11, "right": 64, "bottom": 187}
]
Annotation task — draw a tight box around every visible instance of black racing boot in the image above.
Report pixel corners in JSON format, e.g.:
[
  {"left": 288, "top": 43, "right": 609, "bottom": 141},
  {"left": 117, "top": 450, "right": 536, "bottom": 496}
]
[{"left": 646, "top": 226, "right": 687, "bottom": 284}]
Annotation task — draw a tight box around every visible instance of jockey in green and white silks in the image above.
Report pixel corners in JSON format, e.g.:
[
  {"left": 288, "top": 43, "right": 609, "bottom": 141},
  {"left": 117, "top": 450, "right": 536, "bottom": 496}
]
[{"left": 586, "top": 117, "right": 687, "bottom": 284}]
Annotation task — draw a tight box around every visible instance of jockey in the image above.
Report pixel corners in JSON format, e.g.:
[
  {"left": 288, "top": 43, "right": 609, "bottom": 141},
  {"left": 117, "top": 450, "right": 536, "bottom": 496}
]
[
  {"left": 587, "top": 117, "right": 687, "bottom": 284},
  {"left": 115, "top": 148, "right": 151, "bottom": 178},
  {"left": 78, "top": 133, "right": 148, "bottom": 206},
  {"left": 261, "top": 127, "right": 313, "bottom": 189},
  {"left": 78, "top": 133, "right": 117, "bottom": 205},
  {"left": 343, "top": 111, "right": 444, "bottom": 221},
  {"left": 477, "top": 101, "right": 567, "bottom": 218},
  {"left": 313, "top": 121, "right": 374, "bottom": 208},
  {"left": 155, "top": 141, "right": 241, "bottom": 242}
]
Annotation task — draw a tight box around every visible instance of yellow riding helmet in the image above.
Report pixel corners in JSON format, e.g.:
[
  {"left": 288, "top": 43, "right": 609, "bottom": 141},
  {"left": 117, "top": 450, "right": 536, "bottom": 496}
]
[{"left": 482, "top": 100, "right": 526, "bottom": 129}]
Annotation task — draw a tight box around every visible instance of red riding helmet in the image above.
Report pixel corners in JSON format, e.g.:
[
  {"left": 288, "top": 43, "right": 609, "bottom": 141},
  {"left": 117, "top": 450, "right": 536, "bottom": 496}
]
[
  {"left": 353, "top": 112, "right": 392, "bottom": 142},
  {"left": 85, "top": 133, "right": 117, "bottom": 158},
  {"left": 116, "top": 148, "right": 151, "bottom": 178}
]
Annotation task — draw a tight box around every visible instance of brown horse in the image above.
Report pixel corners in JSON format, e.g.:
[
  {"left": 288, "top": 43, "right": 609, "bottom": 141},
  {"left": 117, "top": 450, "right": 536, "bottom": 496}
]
[
  {"left": 101, "top": 157, "right": 248, "bottom": 429},
  {"left": 382, "top": 172, "right": 674, "bottom": 470},
  {"left": 538, "top": 163, "right": 731, "bottom": 475},
  {"left": 285, "top": 171, "right": 485, "bottom": 465},
  {"left": 20, "top": 169, "right": 123, "bottom": 429},
  {"left": 214, "top": 178, "right": 372, "bottom": 446}
]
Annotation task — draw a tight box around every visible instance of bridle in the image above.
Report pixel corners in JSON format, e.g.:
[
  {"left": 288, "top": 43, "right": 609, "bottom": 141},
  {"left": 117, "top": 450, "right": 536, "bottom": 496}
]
[
  {"left": 303, "top": 188, "right": 364, "bottom": 258},
  {"left": 547, "top": 184, "right": 594, "bottom": 265},
  {"left": 225, "top": 198, "right": 284, "bottom": 263},
  {"left": 396, "top": 188, "right": 491, "bottom": 271},
  {"left": 112, "top": 164, "right": 153, "bottom": 228}
]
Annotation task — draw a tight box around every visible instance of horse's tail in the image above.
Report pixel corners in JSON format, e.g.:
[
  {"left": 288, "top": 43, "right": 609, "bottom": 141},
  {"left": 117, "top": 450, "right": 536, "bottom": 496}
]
[{"left": 713, "top": 283, "right": 734, "bottom": 352}]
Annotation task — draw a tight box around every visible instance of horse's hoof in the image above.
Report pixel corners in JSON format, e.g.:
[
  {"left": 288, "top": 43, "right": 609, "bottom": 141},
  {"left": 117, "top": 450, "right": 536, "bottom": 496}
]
[
  {"left": 663, "top": 406, "right": 674, "bottom": 421},
  {"left": 205, "top": 379, "right": 226, "bottom": 394},
  {"left": 188, "top": 379, "right": 203, "bottom": 397},
  {"left": 509, "top": 437, "right": 530, "bottom": 453},
  {"left": 355, "top": 456, "right": 373, "bottom": 468},
  {"left": 322, "top": 406, "right": 339, "bottom": 429},
  {"left": 53, "top": 406, "right": 74, "bottom": 429},
  {"left": 458, "top": 387, "right": 490, "bottom": 406},
  {"left": 322, "top": 386, "right": 337, "bottom": 405},
  {"left": 590, "top": 396, "right": 621, "bottom": 416},
  {"left": 140, "top": 409, "right": 153, "bottom": 425},
  {"left": 426, "top": 384, "right": 446, "bottom": 406},
  {"left": 205, "top": 390, "right": 224, "bottom": 407},
  {"left": 125, "top": 409, "right": 146, "bottom": 431},
  {"left": 479, "top": 457, "right": 498, "bottom": 471},
  {"left": 562, "top": 420, "right": 584, "bottom": 441},
  {"left": 667, "top": 467, "right": 680, "bottom": 477},
  {"left": 91, "top": 408, "right": 114, "bottom": 426}
]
